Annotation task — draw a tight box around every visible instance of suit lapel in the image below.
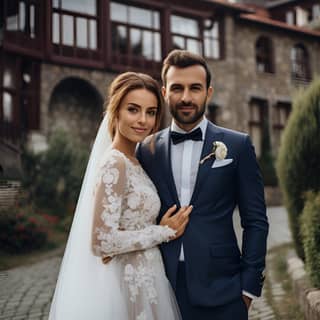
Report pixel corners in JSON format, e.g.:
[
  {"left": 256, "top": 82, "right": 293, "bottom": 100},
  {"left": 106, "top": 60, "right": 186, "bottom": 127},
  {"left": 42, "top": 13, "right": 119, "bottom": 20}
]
[
  {"left": 157, "top": 129, "right": 180, "bottom": 206},
  {"left": 190, "top": 122, "right": 224, "bottom": 204}
]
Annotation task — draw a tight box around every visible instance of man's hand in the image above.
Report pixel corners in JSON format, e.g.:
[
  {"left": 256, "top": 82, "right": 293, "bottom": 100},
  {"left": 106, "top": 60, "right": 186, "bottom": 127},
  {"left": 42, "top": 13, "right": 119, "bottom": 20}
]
[
  {"left": 242, "top": 295, "right": 252, "bottom": 310},
  {"left": 160, "top": 205, "right": 193, "bottom": 239}
]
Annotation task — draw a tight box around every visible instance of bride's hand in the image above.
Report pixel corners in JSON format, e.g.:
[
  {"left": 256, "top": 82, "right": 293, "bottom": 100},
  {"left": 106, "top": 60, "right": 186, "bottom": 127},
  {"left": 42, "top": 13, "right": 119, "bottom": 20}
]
[{"left": 160, "top": 204, "right": 193, "bottom": 239}]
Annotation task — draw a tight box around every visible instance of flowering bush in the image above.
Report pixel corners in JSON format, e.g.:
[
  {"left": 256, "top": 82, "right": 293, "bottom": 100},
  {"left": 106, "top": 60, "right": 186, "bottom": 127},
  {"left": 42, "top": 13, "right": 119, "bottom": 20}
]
[{"left": 0, "top": 207, "right": 53, "bottom": 253}]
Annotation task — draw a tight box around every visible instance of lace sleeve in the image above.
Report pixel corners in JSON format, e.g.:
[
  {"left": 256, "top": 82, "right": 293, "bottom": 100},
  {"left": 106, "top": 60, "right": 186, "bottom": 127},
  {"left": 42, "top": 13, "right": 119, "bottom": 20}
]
[{"left": 91, "top": 152, "right": 175, "bottom": 257}]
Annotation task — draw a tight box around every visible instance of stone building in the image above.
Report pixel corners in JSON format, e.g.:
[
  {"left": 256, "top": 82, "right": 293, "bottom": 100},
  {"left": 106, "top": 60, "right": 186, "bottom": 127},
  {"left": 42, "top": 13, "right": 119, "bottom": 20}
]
[{"left": 0, "top": 0, "right": 320, "bottom": 191}]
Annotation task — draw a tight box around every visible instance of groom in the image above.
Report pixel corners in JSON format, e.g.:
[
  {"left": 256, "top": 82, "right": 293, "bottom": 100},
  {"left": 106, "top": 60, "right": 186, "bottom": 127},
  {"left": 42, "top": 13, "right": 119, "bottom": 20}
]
[{"left": 137, "top": 50, "right": 269, "bottom": 320}]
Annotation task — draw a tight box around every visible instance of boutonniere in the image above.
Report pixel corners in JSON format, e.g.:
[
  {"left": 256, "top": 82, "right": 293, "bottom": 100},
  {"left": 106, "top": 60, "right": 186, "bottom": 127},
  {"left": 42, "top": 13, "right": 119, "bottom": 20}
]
[{"left": 200, "top": 141, "right": 228, "bottom": 164}]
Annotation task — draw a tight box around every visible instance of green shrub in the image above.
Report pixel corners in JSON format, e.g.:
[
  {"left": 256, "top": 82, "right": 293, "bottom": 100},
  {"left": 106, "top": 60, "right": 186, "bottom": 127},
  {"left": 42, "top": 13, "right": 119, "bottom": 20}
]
[
  {"left": 301, "top": 192, "right": 320, "bottom": 287},
  {"left": 0, "top": 206, "right": 49, "bottom": 253},
  {"left": 276, "top": 78, "right": 320, "bottom": 259},
  {"left": 21, "top": 130, "right": 89, "bottom": 217}
]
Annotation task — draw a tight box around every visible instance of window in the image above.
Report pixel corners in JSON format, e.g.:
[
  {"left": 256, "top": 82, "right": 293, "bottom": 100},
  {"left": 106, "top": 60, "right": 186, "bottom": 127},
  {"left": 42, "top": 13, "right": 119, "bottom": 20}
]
[
  {"left": 1, "top": 60, "right": 16, "bottom": 124},
  {"left": 249, "top": 98, "right": 269, "bottom": 158},
  {"left": 286, "top": 11, "right": 294, "bottom": 25},
  {"left": 273, "top": 102, "right": 291, "bottom": 152},
  {"left": 313, "top": 4, "right": 320, "bottom": 20},
  {"left": 171, "top": 15, "right": 202, "bottom": 55},
  {"left": 170, "top": 15, "right": 222, "bottom": 59},
  {"left": 0, "top": 53, "right": 18, "bottom": 143},
  {"left": 110, "top": 2, "right": 161, "bottom": 63},
  {"left": 52, "top": 0, "right": 96, "bottom": 15},
  {"left": 291, "top": 44, "right": 310, "bottom": 81},
  {"left": 255, "top": 36, "right": 274, "bottom": 73},
  {"left": 296, "top": 6, "right": 308, "bottom": 26},
  {"left": 52, "top": 0, "right": 97, "bottom": 50},
  {"left": 204, "top": 19, "right": 220, "bottom": 59},
  {"left": 0, "top": 53, "right": 40, "bottom": 139},
  {"left": 4, "top": 0, "right": 37, "bottom": 38},
  {"left": 20, "top": 60, "right": 40, "bottom": 131}
]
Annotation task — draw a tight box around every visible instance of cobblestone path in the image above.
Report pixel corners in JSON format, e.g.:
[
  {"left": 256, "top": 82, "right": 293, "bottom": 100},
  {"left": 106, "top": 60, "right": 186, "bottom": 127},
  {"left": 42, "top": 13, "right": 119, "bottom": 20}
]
[{"left": 0, "top": 207, "right": 292, "bottom": 320}]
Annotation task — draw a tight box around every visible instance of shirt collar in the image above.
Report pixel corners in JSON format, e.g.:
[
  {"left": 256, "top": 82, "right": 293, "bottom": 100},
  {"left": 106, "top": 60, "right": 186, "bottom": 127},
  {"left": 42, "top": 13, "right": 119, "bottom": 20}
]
[{"left": 171, "top": 117, "right": 208, "bottom": 140}]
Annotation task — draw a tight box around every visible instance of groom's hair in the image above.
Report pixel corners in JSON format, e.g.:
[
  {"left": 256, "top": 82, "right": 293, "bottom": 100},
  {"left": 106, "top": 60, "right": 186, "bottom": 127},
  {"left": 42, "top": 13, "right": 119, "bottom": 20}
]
[{"left": 161, "top": 50, "right": 212, "bottom": 89}]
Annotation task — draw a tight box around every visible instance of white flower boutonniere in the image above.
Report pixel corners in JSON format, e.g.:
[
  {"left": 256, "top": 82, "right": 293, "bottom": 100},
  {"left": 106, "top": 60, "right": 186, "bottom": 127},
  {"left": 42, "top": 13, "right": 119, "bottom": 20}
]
[{"left": 200, "top": 141, "right": 228, "bottom": 164}]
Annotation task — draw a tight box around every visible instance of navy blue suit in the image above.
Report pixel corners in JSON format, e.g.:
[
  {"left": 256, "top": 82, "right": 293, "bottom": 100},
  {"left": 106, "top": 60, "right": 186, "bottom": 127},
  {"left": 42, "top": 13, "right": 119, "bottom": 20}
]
[{"left": 137, "top": 121, "right": 269, "bottom": 319}]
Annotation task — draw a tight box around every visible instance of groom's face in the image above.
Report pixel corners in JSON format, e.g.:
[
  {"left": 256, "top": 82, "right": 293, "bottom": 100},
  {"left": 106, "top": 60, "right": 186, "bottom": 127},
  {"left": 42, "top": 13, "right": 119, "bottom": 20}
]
[{"left": 162, "top": 65, "right": 213, "bottom": 131}]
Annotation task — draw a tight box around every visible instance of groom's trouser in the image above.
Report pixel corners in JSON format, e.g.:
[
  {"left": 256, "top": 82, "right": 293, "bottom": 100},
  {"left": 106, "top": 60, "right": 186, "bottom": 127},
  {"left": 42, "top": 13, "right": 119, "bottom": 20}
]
[{"left": 176, "top": 262, "right": 248, "bottom": 320}]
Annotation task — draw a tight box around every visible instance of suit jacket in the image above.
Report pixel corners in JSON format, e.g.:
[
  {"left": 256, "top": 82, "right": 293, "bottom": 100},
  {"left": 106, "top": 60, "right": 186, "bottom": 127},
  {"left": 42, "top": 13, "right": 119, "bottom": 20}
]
[{"left": 136, "top": 121, "right": 269, "bottom": 307}]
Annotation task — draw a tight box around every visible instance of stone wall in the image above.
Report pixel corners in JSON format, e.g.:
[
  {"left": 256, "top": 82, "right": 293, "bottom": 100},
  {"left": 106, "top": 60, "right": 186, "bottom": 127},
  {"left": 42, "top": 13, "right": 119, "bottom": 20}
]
[
  {"left": 206, "top": 16, "right": 320, "bottom": 147},
  {"left": 287, "top": 255, "right": 320, "bottom": 320}
]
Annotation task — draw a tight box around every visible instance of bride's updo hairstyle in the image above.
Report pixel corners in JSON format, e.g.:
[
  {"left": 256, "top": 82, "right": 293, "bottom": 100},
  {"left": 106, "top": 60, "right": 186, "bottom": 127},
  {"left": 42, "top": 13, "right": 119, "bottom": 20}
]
[{"left": 105, "top": 72, "right": 164, "bottom": 140}]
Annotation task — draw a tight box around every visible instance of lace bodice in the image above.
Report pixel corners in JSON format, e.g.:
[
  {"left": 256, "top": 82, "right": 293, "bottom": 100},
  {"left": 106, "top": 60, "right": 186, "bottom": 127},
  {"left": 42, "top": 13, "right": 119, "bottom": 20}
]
[{"left": 92, "top": 148, "right": 175, "bottom": 258}]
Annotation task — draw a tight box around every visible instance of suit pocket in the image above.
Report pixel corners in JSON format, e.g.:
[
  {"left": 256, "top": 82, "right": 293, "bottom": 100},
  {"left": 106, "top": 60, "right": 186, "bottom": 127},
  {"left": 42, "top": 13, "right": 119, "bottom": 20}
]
[
  {"left": 211, "top": 159, "right": 234, "bottom": 168},
  {"left": 210, "top": 244, "right": 240, "bottom": 257},
  {"left": 209, "top": 244, "right": 241, "bottom": 276}
]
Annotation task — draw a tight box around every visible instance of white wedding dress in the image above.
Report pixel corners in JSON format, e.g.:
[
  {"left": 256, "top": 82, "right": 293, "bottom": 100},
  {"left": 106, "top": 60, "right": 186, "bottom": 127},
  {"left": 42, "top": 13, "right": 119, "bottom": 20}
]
[
  {"left": 49, "top": 145, "right": 181, "bottom": 320},
  {"left": 91, "top": 148, "right": 181, "bottom": 319}
]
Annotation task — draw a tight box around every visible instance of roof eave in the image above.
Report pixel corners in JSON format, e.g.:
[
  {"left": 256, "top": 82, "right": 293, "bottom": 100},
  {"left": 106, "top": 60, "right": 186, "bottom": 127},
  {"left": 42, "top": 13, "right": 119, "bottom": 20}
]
[{"left": 240, "top": 14, "right": 320, "bottom": 38}]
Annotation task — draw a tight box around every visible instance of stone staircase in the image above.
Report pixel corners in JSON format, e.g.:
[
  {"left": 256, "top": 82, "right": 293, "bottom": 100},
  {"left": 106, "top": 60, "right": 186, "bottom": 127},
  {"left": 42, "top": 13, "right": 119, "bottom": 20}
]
[{"left": 0, "top": 180, "right": 21, "bottom": 210}]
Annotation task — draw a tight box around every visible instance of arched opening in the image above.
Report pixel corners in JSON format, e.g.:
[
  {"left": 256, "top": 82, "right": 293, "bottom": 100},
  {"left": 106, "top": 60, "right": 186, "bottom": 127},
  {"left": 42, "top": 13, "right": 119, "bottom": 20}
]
[{"left": 48, "top": 77, "right": 103, "bottom": 146}]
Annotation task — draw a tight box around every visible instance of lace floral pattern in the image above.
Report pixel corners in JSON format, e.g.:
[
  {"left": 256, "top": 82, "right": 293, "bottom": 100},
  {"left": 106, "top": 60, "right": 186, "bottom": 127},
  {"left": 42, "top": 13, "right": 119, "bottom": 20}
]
[
  {"left": 91, "top": 149, "right": 179, "bottom": 319},
  {"left": 124, "top": 251, "right": 158, "bottom": 304}
]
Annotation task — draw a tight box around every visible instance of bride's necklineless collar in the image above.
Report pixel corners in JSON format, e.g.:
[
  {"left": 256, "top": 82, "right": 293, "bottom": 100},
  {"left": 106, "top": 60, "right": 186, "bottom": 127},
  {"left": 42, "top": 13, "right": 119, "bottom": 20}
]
[{"left": 111, "top": 148, "right": 140, "bottom": 167}]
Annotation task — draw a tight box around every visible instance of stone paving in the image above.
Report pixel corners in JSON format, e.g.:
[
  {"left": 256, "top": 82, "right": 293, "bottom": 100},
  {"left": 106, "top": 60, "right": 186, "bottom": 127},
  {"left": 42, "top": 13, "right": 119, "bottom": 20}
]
[
  {"left": 0, "top": 207, "right": 293, "bottom": 320},
  {"left": 233, "top": 206, "right": 293, "bottom": 320}
]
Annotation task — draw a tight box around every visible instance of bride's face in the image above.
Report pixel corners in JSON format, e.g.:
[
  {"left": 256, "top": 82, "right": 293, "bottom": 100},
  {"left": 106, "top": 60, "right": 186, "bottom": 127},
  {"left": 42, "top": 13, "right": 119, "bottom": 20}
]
[{"left": 116, "top": 88, "right": 158, "bottom": 143}]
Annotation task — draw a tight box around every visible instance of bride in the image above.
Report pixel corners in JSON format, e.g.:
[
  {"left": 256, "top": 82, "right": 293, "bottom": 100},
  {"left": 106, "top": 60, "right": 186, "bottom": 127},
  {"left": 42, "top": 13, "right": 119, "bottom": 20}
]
[{"left": 48, "top": 72, "right": 192, "bottom": 319}]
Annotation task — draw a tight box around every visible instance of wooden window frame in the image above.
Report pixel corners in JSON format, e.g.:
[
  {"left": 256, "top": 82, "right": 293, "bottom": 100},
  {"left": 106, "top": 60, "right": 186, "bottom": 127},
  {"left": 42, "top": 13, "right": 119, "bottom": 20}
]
[
  {"left": 203, "top": 18, "right": 224, "bottom": 60},
  {"left": 109, "top": 1, "right": 162, "bottom": 73},
  {"left": 169, "top": 12, "right": 223, "bottom": 60},
  {"left": 248, "top": 97, "right": 269, "bottom": 159},
  {"left": 2, "top": 0, "right": 43, "bottom": 58},
  {"left": 49, "top": 0, "right": 103, "bottom": 68},
  {"left": 255, "top": 36, "right": 275, "bottom": 74},
  {"left": 170, "top": 13, "right": 203, "bottom": 55},
  {"left": 273, "top": 102, "right": 291, "bottom": 131},
  {"left": 0, "top": 52, "right": 40, "bottom": 143},
  {"left": 291, "top": 43, "right": 311, "bottom": 82},
  {"left": 272, "top": 101, "right": 291, "bottom": 151}
]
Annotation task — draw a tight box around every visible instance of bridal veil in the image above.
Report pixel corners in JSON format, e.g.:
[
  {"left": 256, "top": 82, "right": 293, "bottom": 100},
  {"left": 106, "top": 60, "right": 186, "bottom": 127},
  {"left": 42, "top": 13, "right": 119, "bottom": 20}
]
[{"left": 48, "top": 115, "right": 127, "bottom": 319}]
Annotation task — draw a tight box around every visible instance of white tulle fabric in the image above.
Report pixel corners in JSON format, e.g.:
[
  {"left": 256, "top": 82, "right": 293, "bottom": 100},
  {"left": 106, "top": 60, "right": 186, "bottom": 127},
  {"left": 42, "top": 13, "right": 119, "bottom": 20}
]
[{"left": 49, "top": 116, "right": 181, "bottom": 320}]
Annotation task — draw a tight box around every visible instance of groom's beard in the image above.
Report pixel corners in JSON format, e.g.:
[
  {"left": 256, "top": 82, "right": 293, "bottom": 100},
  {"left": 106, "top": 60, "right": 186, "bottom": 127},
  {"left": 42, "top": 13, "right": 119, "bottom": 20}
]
[{"left": 169, "top": 99, "right": 207, "bottom": 125}]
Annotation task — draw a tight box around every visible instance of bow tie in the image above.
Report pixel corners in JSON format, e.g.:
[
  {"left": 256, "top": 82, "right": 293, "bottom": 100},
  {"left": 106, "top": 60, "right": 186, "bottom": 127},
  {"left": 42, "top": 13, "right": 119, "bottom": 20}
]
[{"left": 170, "top": 127, "right": 203, "bottom": 145}]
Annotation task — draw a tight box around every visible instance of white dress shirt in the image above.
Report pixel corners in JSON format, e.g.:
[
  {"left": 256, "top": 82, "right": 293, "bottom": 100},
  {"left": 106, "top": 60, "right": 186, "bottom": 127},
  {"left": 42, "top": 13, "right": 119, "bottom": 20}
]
[
  {"left": 170, "top": 117, "right": 208, "bottom": 261},
  {"left": 170, "top": 117, "right": 256, "bottom": 300}
]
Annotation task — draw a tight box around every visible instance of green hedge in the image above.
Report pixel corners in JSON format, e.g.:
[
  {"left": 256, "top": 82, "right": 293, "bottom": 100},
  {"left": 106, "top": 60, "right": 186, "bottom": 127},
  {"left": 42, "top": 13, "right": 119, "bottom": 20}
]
[
  {"left": 301, "top": 192, "right": 320, "bottom": 288},
  {"left": 21, "top": 130, "right": 89, "bottom": 217},
  {"left": 276, "top": 78, "right": 320, "bottom": 259}
]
